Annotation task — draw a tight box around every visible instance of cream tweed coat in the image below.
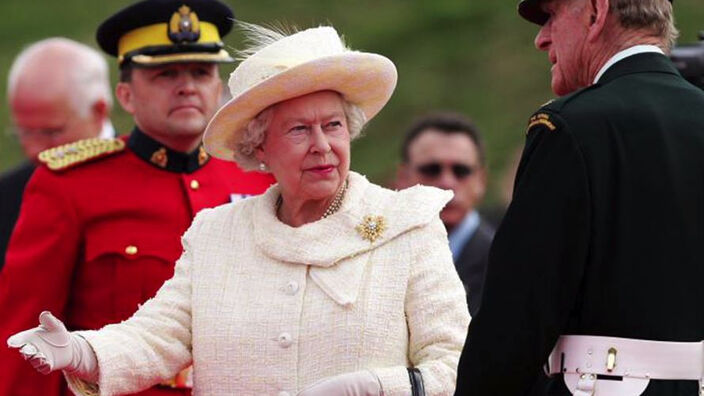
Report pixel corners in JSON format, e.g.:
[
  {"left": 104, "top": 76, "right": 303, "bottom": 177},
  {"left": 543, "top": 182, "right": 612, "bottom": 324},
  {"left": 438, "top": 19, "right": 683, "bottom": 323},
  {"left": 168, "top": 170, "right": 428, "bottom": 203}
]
[{"left": 69, "top": 171, "right": 470, "bottom": 396}]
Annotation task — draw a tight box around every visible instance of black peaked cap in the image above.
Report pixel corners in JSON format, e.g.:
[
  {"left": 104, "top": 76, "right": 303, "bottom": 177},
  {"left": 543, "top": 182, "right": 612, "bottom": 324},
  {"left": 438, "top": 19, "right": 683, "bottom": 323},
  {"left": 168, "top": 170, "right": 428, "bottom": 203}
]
[{"left": 97, "top": 0, "right": 234, "bottom": 57}]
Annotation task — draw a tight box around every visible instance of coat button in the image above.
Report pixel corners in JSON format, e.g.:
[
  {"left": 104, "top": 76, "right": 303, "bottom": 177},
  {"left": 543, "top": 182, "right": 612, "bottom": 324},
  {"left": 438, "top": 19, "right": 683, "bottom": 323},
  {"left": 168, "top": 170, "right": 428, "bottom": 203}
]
[
  {"left": 285, "top": 281, "right": 299, "bottom": 295},
  {"left": 278, "top": 392, "right": 290, "bottom": 396},
  {"left": 277, "top": 332, "right": 293, "bottom": 348},
  {"left": 190, "top": 180, "right": 200, "bottom": 190},
  {"left": 125, "top": 245, "right": 138, "bottom": 255}
]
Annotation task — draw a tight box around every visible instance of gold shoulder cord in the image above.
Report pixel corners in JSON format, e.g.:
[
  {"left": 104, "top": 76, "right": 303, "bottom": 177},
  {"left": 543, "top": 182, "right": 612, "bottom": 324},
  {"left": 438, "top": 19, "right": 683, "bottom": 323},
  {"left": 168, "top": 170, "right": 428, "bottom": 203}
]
[{"left": 37, "top": 138, "right": 126, "bottom": 171}]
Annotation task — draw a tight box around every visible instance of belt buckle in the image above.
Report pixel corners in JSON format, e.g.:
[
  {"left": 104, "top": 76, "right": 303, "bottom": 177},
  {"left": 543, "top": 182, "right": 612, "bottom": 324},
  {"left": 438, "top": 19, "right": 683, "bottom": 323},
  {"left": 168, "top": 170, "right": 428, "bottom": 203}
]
[{"left": 606, "top": 347, "right": 617, "bottom": 372}]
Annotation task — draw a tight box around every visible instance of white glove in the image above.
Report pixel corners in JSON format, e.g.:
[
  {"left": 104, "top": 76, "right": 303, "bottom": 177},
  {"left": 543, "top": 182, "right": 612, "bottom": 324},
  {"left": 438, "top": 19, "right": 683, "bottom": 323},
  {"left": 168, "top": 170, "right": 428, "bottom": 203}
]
[
  {"left": 7, "top": 311, "right": 98, "bottom": 381},
  {"left": 297, "top": 370, "right": 382, "bottom": 396}
]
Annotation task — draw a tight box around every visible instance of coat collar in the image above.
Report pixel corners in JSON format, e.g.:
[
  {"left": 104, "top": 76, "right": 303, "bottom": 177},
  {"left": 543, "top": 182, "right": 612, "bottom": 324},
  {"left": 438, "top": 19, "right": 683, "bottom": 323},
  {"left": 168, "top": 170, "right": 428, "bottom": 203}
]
[
  {"left": 251, "top": 171, "right": 452, "bottom": 306},
  {"left": 128, "top": 127, "right": 210, "bottom": 173},
  {"left": 597, "top": 52, "right": 680, "bottom": 86}
]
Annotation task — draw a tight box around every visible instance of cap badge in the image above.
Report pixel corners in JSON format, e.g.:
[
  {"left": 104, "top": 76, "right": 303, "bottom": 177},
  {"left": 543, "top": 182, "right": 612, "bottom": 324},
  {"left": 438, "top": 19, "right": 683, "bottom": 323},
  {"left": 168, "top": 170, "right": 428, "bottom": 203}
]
[{"left": 169, "top": 5, "right": 200, "bottom": 43}]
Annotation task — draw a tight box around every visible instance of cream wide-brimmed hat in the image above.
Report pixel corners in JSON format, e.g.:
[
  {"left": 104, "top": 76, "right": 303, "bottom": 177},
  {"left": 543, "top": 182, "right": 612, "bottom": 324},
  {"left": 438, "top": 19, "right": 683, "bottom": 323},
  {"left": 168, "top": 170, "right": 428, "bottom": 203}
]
[{"left": 203, "top": 25, "right": 398, "bottom": 161}]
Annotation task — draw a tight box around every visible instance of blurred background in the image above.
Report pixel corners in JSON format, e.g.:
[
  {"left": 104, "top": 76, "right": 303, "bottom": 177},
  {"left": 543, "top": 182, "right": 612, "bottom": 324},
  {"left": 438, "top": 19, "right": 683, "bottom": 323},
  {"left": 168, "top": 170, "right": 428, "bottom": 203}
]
[{"left": 1, "top": 0, "right": 703, "bottom": 208}]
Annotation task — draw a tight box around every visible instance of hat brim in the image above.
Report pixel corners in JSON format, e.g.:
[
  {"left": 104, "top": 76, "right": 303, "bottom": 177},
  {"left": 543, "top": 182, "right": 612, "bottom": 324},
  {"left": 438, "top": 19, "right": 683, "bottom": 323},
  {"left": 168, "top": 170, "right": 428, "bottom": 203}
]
[
  {"left": 127, "top": 49, "right": 234, "bottom": 66},
  {"left": 203, "top": 52, "right": 398, "bottom": 161},
  {"left": 518, "top": 0, "right": 548, "bottom": 25}
]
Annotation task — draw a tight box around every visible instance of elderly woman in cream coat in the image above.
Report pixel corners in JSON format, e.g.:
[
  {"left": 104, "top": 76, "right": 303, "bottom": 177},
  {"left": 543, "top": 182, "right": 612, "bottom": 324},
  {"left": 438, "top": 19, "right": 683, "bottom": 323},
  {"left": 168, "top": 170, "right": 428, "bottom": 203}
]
[{"left": 7, "top": 24, "right": 470, "bottom": 396}]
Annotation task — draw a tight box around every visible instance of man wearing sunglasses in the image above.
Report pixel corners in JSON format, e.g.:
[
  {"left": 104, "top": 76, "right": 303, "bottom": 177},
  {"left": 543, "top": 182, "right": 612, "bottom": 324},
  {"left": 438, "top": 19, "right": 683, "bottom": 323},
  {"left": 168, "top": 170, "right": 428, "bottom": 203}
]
[{"left": 397, "top": 112, "right": 494, "bottom": 317}]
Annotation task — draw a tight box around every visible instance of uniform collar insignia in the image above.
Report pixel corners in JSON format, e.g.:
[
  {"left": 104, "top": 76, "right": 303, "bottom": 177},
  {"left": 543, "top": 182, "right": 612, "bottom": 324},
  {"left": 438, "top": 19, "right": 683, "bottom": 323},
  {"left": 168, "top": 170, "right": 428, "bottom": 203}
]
[
  {"left": 151, "top": 147, "right": 168, "bottom": 168},
  {"left": 128, "top": 128, "right": 210, "bottom": 173}
]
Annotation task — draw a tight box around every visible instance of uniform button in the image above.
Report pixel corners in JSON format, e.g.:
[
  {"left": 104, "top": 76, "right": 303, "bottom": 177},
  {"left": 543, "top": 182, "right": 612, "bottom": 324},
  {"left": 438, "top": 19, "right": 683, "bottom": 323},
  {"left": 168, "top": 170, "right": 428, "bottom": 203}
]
[
  {"left": 190, "top": 180, "right": 200, "bottom": 190},
  {"left": 277, "top": 332, "right": 293, "bottom": 348},
  {"left": 125, "top": 245, "right": 138, "bottom": 255},
  {"left": 278, "top": 392, "right": 290, "bottom": 396},
  {"left": 285, "top": 281, "right": 299, "bottom": 295}
]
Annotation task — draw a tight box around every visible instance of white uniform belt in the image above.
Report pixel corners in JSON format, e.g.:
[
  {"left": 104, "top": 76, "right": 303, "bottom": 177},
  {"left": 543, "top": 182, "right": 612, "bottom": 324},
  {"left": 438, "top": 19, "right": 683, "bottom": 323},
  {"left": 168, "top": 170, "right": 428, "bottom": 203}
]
[{"left": 547, "top": 335, "right": 704, "bottom": 380}]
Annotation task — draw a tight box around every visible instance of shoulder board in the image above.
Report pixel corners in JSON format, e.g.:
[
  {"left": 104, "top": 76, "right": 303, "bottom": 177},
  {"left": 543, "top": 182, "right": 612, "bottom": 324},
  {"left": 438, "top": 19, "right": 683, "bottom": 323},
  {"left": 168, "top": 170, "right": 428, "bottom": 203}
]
[
  {"left": 526, "top": 112, "right": 558, "bottom": 135},
  {"left": 37, "top": 138, "right": 126, "bottom": 171}
]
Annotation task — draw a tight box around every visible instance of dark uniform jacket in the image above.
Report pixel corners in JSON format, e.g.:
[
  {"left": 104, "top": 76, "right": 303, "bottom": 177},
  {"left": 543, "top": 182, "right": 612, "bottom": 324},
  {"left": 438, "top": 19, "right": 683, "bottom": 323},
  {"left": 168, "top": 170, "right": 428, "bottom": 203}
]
[
  {"left": 0, "top": 161, "right": 35, "bottom": 271},
  {"left": 455, "top": 53, "right": 704, "bottom": 396},
  {"left": 454, "top": 217, "right": 495, "bottom": 317},
  {"left": 0, "top": 129, "right": 275, "bottom": 396}
]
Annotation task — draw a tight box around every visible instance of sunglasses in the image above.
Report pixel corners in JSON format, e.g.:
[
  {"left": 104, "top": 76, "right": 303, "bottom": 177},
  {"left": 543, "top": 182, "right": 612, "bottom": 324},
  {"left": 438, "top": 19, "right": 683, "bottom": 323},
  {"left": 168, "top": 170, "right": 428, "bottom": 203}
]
[{"left": 416, "top": 162, "right": 476, "bottom": 180}]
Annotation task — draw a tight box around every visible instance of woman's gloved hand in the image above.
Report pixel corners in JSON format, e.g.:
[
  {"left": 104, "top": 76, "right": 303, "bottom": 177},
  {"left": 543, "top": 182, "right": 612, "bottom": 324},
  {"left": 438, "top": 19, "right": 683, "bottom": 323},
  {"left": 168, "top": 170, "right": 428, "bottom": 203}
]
[
  {"left": 6, "top": 311, "right": 98, "bottom": 381},
  {"left": 297, "top": 370, "right": 381, "bottom": 396}
]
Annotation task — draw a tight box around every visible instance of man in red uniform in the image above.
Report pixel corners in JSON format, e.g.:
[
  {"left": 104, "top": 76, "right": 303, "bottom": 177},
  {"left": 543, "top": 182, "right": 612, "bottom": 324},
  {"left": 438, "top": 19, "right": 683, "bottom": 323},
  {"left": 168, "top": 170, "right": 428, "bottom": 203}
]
[{"left": 0, "top": 1, "right": 274, "bottom": 395}]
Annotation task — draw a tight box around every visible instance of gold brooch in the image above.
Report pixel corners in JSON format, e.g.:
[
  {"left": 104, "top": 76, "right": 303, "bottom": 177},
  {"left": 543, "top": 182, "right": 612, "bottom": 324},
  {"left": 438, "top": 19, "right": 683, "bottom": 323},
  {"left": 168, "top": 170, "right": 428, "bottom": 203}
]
[{"left": 355, "top": 215, "right": 387, "bottom": 243}]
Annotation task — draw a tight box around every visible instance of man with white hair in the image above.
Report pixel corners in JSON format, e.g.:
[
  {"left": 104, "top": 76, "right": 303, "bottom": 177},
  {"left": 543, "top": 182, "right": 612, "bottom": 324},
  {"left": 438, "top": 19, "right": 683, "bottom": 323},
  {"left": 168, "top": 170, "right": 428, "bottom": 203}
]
[
  {"left": 0, "top": 37, "right": 114, "bottom": 271},
  {"left": 455, "top": 0, "right": 704, "bottom": 395}
]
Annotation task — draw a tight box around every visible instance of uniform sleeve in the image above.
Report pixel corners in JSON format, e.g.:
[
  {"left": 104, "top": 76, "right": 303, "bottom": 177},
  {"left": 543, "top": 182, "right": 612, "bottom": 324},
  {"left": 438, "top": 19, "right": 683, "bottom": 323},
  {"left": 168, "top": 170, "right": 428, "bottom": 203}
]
[
  {"left": 373, "top": 218, "right": 471, "bottom": 396},
  {"left": 454, "top": 112, "right": 591, "bottom": 395},
  {"left": 65, "top": 213, "right": 203, "bottom": 396},
  {"left": 0, "top": 168, "right": 81, "bottom": 396}
]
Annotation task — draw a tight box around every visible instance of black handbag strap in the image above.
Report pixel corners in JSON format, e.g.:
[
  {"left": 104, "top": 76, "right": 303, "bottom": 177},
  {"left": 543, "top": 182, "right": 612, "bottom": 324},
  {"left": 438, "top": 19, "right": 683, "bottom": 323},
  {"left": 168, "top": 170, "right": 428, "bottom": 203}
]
[{"left": 407, "top": 367, "right": 425, "bottom": 396}]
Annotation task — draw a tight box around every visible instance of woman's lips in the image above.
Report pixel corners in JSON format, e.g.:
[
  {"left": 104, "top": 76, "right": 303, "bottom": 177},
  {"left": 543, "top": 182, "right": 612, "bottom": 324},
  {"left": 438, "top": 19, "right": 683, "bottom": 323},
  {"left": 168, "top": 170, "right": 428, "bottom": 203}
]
[{"left": 305, "top": 165, "right": 335, "bottom": 175}]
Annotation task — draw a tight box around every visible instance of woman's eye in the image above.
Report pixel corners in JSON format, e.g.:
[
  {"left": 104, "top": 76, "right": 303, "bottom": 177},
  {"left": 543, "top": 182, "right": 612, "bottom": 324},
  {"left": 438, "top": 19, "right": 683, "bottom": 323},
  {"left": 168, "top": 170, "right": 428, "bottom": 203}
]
[
  {"left": 289, "top": 125, "right": 308, "bottom": 134},
  {"left": 326, "top": 121, "right": 342, "bottom": 129}
]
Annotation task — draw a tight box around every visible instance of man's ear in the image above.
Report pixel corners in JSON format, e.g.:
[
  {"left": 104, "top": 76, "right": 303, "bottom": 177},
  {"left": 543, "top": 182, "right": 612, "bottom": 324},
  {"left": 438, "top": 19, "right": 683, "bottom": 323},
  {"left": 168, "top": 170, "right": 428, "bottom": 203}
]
[
  {"left": 472, "top": 167, "right": 488, "bottom": 201},
  {"left": 587, "top": 0, "right": 610, "bottom": 43},
  {"left": 90, "top": 99, "right": 109, "bottom": 124},
  {"left": 115, "top": 82, "right": 136, "bottom": 115}
]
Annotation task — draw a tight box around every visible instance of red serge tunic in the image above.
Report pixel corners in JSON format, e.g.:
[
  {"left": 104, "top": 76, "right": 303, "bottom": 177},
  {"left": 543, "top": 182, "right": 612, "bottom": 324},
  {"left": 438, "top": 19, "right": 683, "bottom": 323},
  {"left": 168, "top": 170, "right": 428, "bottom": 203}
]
[{"left": 0, "top": 129, "right": 275, "bottom": 396}]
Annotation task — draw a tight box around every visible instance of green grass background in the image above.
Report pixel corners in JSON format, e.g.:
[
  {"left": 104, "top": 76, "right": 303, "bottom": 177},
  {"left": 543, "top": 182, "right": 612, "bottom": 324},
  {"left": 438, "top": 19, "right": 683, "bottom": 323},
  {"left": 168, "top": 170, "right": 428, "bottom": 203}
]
[{"left": 1, "top": 1, "right": 703, "bottom": 206}]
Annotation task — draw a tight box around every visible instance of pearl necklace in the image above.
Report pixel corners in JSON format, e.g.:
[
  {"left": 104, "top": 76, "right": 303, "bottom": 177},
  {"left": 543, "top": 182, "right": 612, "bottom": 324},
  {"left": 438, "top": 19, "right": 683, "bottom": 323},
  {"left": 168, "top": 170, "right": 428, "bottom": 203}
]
[{"left": 276, "top": 178, "right": 349, "bottom": 221}]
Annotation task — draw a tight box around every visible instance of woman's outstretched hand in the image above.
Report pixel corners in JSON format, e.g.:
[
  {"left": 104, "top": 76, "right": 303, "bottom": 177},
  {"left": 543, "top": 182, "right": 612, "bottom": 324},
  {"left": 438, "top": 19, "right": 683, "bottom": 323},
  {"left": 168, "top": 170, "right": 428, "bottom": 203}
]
[
  {"left": 297, "top": 370, "right": 381, "bottom": 396},
  {"left": 6, "top": 311, "right": 98, "bottom": 381}
]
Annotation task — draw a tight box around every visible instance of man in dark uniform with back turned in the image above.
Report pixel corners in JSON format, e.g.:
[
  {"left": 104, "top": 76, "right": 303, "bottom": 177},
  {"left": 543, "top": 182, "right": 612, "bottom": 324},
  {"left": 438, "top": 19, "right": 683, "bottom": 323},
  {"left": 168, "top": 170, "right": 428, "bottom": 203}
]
[
  {"left": 455, "top": 0, "right": 704, "bottom": 395},
  {"left": 0, "top": 1, "right": 274, "bottom": 395}
]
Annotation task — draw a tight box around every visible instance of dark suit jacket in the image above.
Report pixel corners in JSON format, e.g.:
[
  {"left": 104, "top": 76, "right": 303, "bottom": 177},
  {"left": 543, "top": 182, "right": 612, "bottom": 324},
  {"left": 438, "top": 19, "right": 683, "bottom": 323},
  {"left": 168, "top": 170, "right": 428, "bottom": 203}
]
[
  {"left": 454, "top": 218, "right": 495, "bottom": 317},
  {"left": 455, "top": 53, "right": 704, "bottom": 396},
  {"left": 0, "top": 161, "right": 34, "bottom": 271}
]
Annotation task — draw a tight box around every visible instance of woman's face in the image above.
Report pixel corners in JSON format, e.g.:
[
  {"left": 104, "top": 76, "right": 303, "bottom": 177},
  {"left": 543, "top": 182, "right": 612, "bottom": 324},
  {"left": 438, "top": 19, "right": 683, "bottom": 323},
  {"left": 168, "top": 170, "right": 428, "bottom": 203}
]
[{"left": 256, "top": 90, "right": 350, "bottom": 202}]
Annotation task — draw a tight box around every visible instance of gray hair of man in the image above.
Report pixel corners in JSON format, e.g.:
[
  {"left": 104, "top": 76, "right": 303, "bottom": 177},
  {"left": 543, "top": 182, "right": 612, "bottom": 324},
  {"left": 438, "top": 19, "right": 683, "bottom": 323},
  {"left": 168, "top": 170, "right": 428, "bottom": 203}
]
[
  {"left": 7, "top": 37, "right": 113, "bottom": 118},
  {"left": 609, "top": 0, "right": 679, "bottom": 51},
  {"left": 231, "top": 22, "right": 368, "bottom": 171}
]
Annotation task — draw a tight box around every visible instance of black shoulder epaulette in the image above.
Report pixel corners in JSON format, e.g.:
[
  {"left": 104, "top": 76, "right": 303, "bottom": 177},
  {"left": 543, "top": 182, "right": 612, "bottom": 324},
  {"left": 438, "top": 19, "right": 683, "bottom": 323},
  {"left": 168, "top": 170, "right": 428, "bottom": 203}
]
[{"left": 37, "top": 138, "right": 126, "bottom": 171}]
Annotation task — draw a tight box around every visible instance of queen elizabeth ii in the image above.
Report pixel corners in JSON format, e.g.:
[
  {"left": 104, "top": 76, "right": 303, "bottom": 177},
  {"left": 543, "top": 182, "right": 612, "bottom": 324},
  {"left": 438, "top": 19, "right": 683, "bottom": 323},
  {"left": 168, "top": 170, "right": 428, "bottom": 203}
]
[{"left": 8, "top": 23, "right": 470, "bottom": 396}]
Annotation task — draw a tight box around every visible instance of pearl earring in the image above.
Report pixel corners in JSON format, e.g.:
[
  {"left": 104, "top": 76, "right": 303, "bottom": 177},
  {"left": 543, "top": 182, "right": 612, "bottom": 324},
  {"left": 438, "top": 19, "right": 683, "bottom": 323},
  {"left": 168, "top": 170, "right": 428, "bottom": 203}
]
[{"left": 259, "top": 162, "right": 267, "bottom": 172}]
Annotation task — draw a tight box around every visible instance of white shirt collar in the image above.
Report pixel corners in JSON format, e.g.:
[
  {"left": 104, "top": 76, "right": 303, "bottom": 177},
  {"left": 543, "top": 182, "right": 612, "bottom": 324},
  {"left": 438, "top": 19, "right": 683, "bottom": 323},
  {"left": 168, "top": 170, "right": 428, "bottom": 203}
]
[{"left": 593, "top": 45, "right": 664, "bottom": 84}]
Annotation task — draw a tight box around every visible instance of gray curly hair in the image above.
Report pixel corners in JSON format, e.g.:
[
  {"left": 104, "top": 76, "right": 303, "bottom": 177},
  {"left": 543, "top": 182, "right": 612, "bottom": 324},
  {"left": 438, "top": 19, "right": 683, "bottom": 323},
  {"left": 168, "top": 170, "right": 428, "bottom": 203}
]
[{"left": 234, "top": 94, "right": 367, "bottom": 171}]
